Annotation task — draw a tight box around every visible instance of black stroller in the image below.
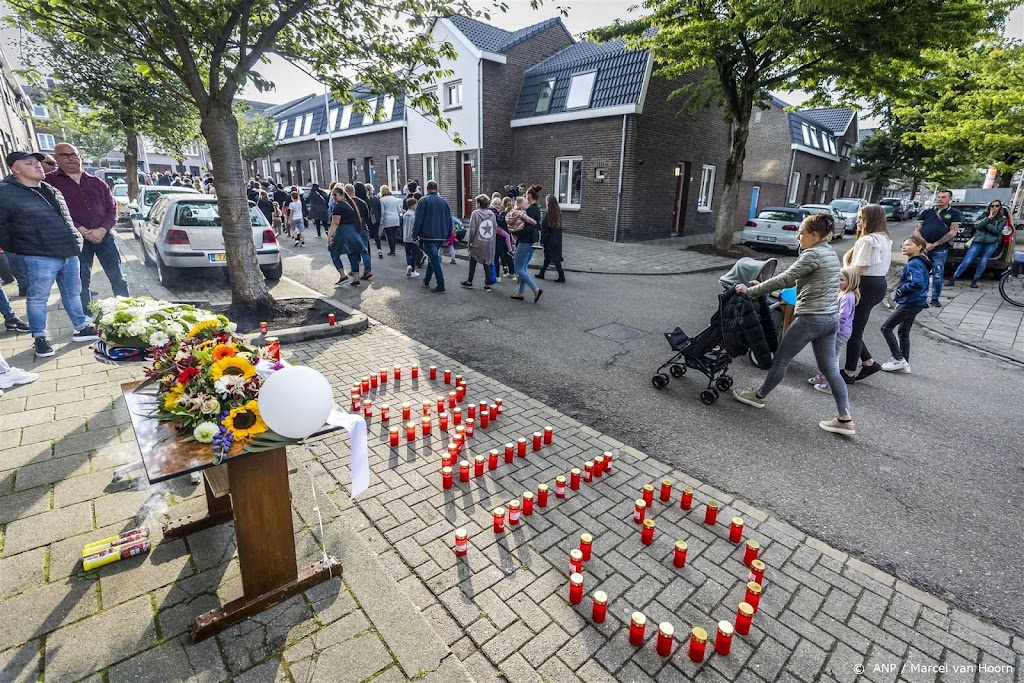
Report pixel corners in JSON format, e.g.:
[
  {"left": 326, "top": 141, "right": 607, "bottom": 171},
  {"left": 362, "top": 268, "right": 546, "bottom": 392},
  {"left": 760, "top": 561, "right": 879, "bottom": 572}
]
[{"left": 651, "top": 258, "right": 778, "bottom": 404}]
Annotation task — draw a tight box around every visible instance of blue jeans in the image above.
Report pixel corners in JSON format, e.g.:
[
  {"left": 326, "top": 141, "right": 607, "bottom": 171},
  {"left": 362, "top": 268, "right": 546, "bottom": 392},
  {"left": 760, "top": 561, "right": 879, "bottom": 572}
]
[
  {"left": 358, "top": 230, "right": 372, "bottom": 272},
  {"left": 330, "top": 224, "right": 362, "bottom": 273},
  {"left": 759, "top": 313, "right": 851, "bottom": 417},
  {"left": 23, "top": 255, "right": 90, "bottom": 337},
  {"left": 405, "top": 242, "right": 420, "bottom": 269},
  {"left": 0, "top": 280, "right": 15, "bottom": 320},
  {"left": 6, "top": 251, "right": 28, "bottom": 291},
  {"left": 880, "top": 304, "right": 925, "bottom": 362},
  {"left": 80, "top": 232, "right": 129, "bottom": 312},
  {"left": 421, "top": 241, "right": 445, "bottom": 289},
  {"left": 953, "top": 241, "right": 999, "bottom": 281},
  {"left": 927, "top": 247, "right": 948, "bottom": 302},
  {"left": 514, "top": 244, "right": 538, "bottom": 294}
]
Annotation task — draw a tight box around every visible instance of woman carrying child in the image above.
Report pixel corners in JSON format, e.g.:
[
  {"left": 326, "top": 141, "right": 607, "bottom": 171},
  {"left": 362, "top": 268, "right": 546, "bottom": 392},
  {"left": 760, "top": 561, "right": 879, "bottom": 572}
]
[{"left": 507, "top": 191, "right": 542, "bottom": 302}]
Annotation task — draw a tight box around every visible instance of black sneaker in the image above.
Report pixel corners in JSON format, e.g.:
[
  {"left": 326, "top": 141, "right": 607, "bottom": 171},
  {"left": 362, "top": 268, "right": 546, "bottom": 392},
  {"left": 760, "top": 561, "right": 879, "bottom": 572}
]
[
  {"left": 72, "top": 325, "right": 100, "bottom": 342},
  {"left": 431, "top": 286, "right": 445, "bottom": 293},
  {"left": 855, "top": 362, "right": 881, "bottom": 381},
  {"left": 483, "top": 285, "right": 492, "bottom": 292},
  {"left": 461, "top": 281, "right": 473, "bottom": 288},
  {"left": 362, "top": 270, "right": 373, "bottom": 280},
  {"left": 422, "top": 278, "right": 430, "bottom": 288},
  {"left": 943, "top": 278, "right": 955, "bottom": 287},
  {"left": 841, "top": 372, "right": 856, "bottom": 385},
  {"left": 34, "top": 336, "right": 55, "bottom": 357},
  {"left": 5, "top": 317, "right": 30, "bottom": 333},
  {"left": 536, "top": 272, "right": 545, "bottom": 280},
  {"left": 929, "top": 300, "right": 942, "bottom": 308}
]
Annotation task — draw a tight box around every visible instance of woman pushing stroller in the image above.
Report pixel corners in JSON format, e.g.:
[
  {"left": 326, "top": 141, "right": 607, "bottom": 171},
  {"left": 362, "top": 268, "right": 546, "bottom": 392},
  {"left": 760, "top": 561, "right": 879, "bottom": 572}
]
[{"left": 731, "top": 213, "right": 856, "bottom": 436}]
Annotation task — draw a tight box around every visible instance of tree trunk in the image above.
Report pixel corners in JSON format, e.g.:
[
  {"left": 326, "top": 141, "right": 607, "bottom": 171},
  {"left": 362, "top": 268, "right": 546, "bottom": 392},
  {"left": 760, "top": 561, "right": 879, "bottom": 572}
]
[
  {"left": 996, "top": 171, "right": 1013, "bottom": 188},
  {"left": 909, "top": 177, "right": 920, "bottom": 200},
  {"left": 123, "top": 123, "right": 140, "bottom": 202},
  {"left": 201, "top": 101, "right": 275, "bottom": 311},
  {"left": 712, "top": 113, "right": 751, "bottom": 252}
]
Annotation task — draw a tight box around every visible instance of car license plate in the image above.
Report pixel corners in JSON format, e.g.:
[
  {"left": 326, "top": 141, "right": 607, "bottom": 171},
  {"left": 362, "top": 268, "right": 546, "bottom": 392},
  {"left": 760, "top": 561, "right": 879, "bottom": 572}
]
[
  {"left": 756, "top": 236, "right": 777, "bottom": 242},
  {"left": 209, "top": 253, "right": 227, "bottom": 263}
]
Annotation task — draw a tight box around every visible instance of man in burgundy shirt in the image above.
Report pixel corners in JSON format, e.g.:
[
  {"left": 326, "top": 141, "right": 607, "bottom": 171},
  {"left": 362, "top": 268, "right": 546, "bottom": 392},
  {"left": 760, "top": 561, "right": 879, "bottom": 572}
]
[{"left": 46, "top": 142, "right": 129, "bottom": 312}]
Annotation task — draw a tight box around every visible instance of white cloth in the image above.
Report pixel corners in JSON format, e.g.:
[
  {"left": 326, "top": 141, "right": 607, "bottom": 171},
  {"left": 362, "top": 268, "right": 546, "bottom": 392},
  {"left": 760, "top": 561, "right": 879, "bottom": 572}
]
[
  {"left": 850, "top": 233, "right": 892, "bottom": 276},
  {"left": 325, "top": 408, "right": 370, "bottom": 497},
  {"left": 288, "top": 201, "right": 304, "bottom": 221}
]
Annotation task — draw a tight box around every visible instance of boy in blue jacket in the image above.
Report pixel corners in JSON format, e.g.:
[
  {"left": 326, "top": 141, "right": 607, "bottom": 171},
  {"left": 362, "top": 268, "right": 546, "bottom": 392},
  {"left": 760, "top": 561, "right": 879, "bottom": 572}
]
[{"left": 881, "top": 235, "right": 931, "bottom": 373}]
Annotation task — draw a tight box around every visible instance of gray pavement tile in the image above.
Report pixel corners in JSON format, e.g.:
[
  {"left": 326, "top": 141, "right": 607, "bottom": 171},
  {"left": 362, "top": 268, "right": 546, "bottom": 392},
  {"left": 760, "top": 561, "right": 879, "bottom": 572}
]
[
  {"left": 44, "top": 596, "right": 156, "bottom": 682},
  {"left": 296, "top": 632, "right": 393, "bottom": 683},
  {"left": 108, "top": 634, "right": 226, "bottom": 683},
  {"left": 3, "top": 499, "right": 93, "bottom": 554},
  {"left": 0, "top": 486, "right": 52, "bottom": 525},
  {"left": 99, "top": 537, "right": 191, "bottom": 608},
  {"left": 13, "top": 453, "right": 90, "bottom": 492},
  {"left": 217, "top": 594, "right": 316, "bottom": 675},
  {"left": 0, "top": 641, "right": 40, "bottom": 683}
]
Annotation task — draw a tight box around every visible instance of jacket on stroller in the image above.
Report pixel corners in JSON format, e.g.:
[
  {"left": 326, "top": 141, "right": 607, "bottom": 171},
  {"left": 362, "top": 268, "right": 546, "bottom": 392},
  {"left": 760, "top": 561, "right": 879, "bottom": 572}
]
[{"left": 721, "top": 290, "right": 778, "bottom": 367}]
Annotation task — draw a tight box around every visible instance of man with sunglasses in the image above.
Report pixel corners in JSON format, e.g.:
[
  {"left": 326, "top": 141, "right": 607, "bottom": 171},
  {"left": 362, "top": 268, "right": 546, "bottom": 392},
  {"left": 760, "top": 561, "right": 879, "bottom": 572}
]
[
  {"left": 945, "top": 200, "right": 1008, "bottom": 288},
  {"left": 914, "top": 189, "right": 961, "bottom": 307},
  {"left": 46, "top": 142, "right": 129, "bottom": 314}
]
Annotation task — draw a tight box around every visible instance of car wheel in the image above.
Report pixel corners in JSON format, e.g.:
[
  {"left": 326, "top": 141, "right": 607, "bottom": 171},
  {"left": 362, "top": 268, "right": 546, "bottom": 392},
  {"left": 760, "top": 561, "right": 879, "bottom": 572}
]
[
  {"left": 155, "top": 255, "right": 179, "bottom": 287},
  {"left": 261, "top": 261, "right": 283, "bottom": 282}
]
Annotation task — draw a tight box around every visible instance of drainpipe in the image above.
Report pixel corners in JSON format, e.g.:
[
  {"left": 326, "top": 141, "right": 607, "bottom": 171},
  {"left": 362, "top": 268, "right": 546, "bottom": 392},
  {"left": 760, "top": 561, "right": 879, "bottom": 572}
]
[
  {"left": 477, "top": 59, "right": 483, "bottom": 195},
  {"left": 403, "top": 124, "right": 409, "bottom": 189},
  {"left": 612, "top": 114, "right": 627, "bottom": 243},
  {"left": 324, "top": 86, "right": 335, "bottom": 184},
  {"left": 785, "top": 149, "right": 796, "bottom": 204}
]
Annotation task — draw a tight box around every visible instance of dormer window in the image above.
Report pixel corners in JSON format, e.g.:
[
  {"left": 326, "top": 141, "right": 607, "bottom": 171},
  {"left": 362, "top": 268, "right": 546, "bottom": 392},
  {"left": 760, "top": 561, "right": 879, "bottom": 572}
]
[
  {"left": 809, "top": 128, "right": 821, "bottom": 149},
  {"left": 362, "top": 98, "right": 378, "bottom": 125},
  {"left": 535, "top": 79, "right": 555, "bottom": 114},
  {"left": 291, "top": 117, "right": 301, "bottom": 137},
  {"left": 801, "top": 123, "right": 811, "bottom": 146},
  {"left": 328, "top": 107, "right": 338, "bottom": 131},
  {"left": 302, "top": 113, "right": 313, "bottom": 136},
  {"left": 339, "top": 106, "right": 352, "bottom": 130},
  {"left": 277, "top": 121, "right": 287, "bottom": 139},
  {"left": 565, "top": 71, "right": 597, "bottom": 110},
  {"left": 381, "top": 96, "right": 395, "bottom": 122}
]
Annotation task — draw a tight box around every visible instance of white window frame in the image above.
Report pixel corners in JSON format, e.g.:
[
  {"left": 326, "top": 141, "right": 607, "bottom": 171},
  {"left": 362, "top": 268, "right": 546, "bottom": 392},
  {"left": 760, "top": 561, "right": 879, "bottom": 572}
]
[
  {"left": 302, "top": 113, "right": 313, "bottom": 136},
  {"left": 291, "top": 117, "right": 301, "bottom": 137},
  {"left": 183, "top": 142, "right": 200, "bottom": 157},
  {"left": 381, "top": 96, "right": 395, "bottom": 122},
  {"left": 444, "top": 81, "right": 462, "bottom": 110},
  {"left": 328, "top": 107, "right": 339, "bottom": 131},
  {"left": 330, "top": 160, "right": 341, "bottom": 185},
  {"left": 32, "top": 105, "right": 49, "bottom": 118},
  {"left": 423, "top": 155, "right": 437, "bottom": 184},
  {"left": 801, "top": 123, "right": 811, "bottom": 146},
  {"left": 565, "top": 71, "right": 597, "bottom": 110},
  {"left": 386, "top": 155, "right": 400, "bottom": 190},
  {"left": 788, "top": 172, "right": 800, "bottom": 204},
  {"left": 277, "top": 121, "right": 287, "bottom": 139},
  {"left": 820, "top": 176, "right": 830, "bottom": 203},
  {"left": 535, "top": 79, "right": 555, "bottom": 114},
  {"left": 362, "top": 98, "right": 378, "bottom": 126},
  {"left": 261, "top": 159, "right": 270, "bottom": 178},
  {"left": 309, "top": 159, "right": 319, "bottom": 185},
  {"left": 37, "top": 133, "right": 56, "bottom": 150},
  {"left": 338, "top": 106, "right": 352, "bottom": 130},
  {"left": 809, "top": 127, "right": 821, "bottom": 149},
  {"left": 554, "top": 156, "right": 583, "bottom": 210},
  {"left": 698, "top": 164, "right": 716, "bottom": 212}
]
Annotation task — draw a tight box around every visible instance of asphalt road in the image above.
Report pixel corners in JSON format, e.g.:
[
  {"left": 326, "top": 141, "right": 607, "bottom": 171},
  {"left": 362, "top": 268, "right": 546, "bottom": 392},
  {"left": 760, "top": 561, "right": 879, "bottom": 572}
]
[{"left": 159, "top": 220, "right": 1021, "bottom": 634}]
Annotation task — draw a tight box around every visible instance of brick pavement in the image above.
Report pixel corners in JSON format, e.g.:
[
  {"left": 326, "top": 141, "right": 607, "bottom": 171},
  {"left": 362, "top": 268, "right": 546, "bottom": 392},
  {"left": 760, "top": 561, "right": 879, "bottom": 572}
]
[{"left": 922, "top": 279, "right": 1024, "bottom": 360}]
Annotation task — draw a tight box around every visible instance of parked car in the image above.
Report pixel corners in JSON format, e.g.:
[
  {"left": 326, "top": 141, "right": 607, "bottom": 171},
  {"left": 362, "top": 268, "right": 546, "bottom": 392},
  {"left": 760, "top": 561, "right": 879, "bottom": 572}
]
[
  {"left": 139, "top": 195, "right": 282, "bottom": 287},
  {"left": 879, "top": 197, "right": 910, "bottom": 221},
  {"left": 946, "top": 203, "right": 1016, "bottom": 277},
  {"left": 742, "top": 207, "right": 813, "bottom": 251},
  {"left": 129, "top": 186, "right": 200, "bottom": 238},
  {"left": 799, "top": 204, "right": 846, "bottom": 239},
  {"left": 907, "top": 200, "right": 921, "bottom": 219},
  {"left": 93, "top": 168, "right": 150, "bottom": 190},
  {"left": 830, "top": 198, "right": 867, "bottom": 233}
]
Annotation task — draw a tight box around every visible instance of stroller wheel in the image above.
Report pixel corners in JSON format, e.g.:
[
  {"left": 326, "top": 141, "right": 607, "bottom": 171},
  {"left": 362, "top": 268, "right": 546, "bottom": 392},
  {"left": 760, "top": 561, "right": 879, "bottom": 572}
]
[
  {"left": 670, "top": 364, "right": 686, "bottom": 378},
  {"left": 715, "top": 376, "right": 734, "bottom": 391},
  {"left": 699, "top": 389, "right": 717, "bottom": 405},
  {"left": 652, "top": 374, "right": 670, "bottom": 390}
]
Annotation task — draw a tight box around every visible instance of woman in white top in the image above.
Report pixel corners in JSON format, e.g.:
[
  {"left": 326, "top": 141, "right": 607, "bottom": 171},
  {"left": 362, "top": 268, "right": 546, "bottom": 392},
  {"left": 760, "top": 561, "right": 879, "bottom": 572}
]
[
  {"left": 841, "top": 204, "right": 892, "bottom": 383},
  {"left": 377, "top": 185, "right": 403, "bottom": 256}
]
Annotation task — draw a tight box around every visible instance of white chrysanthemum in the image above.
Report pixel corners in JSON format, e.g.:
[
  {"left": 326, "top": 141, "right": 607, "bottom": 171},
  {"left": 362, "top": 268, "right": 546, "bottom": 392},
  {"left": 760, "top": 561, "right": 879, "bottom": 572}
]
[
  {"left": 148, "top": 331, "right": 170, "bottom": 347},
  {"left": 226, "top": 322, "right": 238, "bottom": 333},
  {"left": 193, "top": 422, "right": 219, "bottom": 443},
  {"left": 126, "top": 320, "right": 148, "bottom": 337},
  {"left": 99, "top": 313, "right": 115, "bottom": 326},
  {"left": 164, "top": 322, "right": 185, "bottom": 337},
  {"left": 214, "top": 376, "right": 246, "bottom": 396}
]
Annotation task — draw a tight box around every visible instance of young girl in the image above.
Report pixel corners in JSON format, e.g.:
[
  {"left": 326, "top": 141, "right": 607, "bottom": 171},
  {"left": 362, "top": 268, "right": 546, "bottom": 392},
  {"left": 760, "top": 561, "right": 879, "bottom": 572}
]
[
  {"left": 272, "top": 201, "right": 283, "bottom": 236},
  {"left": 288, "top": 192, "right": 305, "bottom": 247},
  {"left": 402, "top": 197, "right": 420, "bottom": 278},
  {"left": 809, "top": 266, "right": 860, "bottom": 394},
  {"left": 881, "top": 235, "right": 931, "bottom": 373},
  {"left": 504, "top": 196, "right": 533, "bottom": 234}
]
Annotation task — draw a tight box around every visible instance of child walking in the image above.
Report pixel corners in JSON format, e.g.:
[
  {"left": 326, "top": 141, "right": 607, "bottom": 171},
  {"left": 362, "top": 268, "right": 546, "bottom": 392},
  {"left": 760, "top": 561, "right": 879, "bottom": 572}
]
[
  {"left": 402, "top": 197, "right": 420, "bottom": 278},
  {"left": 272, "top": 201, "right": 283, "bottom": 236},
  {"left": 881, "top": 235, "right": 931, "bottom": 373},
  {"left": 809, "top": 266, "right": 860, "bottom": 394},
  {"left": 288, "top": 191, "right": 305, "bottom": 247}
]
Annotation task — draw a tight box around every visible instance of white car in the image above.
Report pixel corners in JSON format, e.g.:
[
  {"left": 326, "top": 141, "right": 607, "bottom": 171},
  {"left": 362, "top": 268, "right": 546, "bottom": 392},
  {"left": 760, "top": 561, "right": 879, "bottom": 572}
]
[
  {"left": 139, "top": 195, "right": 282, "bottom": 287},
  {"left": 112, "top": 184, "right": 132, "bottom": 230},
  {"left": 830, "top": 198, "right": 867, "bottom": 233},
  {"left": 799, "top": 204, "right": 846, "bottom": 239},
  {"left": 128, "top": 186, "right": 199, "bottom": 239},
  {"left": 742, "top": 207, "right": 813, "bottom": 251}
]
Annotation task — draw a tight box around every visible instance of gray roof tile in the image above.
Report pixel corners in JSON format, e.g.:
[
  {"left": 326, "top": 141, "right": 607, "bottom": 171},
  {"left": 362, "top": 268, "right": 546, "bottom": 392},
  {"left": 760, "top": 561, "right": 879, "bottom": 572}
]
[
  {"left": 272, "top": 88, "right": 405, "bottom": 140},
  {"left": 447, "top": 15, "right": 568, "bottom": 53},
  {"left": 798, "top": 107, "right": 855, "bottom": 134}
]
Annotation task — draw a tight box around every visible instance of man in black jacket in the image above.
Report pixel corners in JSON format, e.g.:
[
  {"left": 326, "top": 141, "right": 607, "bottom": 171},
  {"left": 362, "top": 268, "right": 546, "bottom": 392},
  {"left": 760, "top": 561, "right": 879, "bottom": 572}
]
[{"left": 0, "top": 151, "right": 99, "bottom": 358}]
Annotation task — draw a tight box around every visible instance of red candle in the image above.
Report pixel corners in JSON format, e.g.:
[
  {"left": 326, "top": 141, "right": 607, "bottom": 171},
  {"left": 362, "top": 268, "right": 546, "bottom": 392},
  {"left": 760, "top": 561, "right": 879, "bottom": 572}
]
[
  {"left": 429, "top": 366, "right": 437, "bottom": 380},
  {"left": 444, "top": 369, "right": 451, "bottom": 384},
  {"left": 744, "top": 582, "right": 762, "bottom": 612},
  {"left": 495, "top": 398, "right": 503, "bottom": 413},
  {"left": 743, "top": 539, "right": 760, "bottom": 566},
  {"left": 260, "top": 321, "right": 268, "bottom": 334},
  {"left": 633, "top": 499, "right": 647, "bottom": 524},
  {"left": 593, "top": 455, "right": 605, "bottom": 477},
  {"left": 508, "top": 500, "right": 521, "bottom": 525},
  {"left": 660, "top": 479, "right": 672, "bottom": 502},
  {"left": 350, "top": 393, "right": 360, "bottom": 412},
  {"left": 441, "top": 466, "right": 453, "bottom": 489},
  {"left": 569, "top": 468, "right": 581, "bottom": 490},
  {"left": 532, "top": 432, "right": 542, "bottom": 451},
  {"left": 467, "top": 404, "right": 476, "bottom": 420},
  {"left": 411, "top": 364, "right": 419, "bottom": 379},
  {"left": 422, "top": 400, "right": 431, "bottom": 417},
  {"left": 569, "top": 573, "right": 584, "bottom": 605},
  {"left": 479, "top": 410, "right": 489, "bottom": 429},
  {"left": 629, "top": 612, "right": 647, "bottom": 647},
  {"left": 421, "top": 416, "right": 431, "bottom": 435},
  {"left": 439, "top": 412, "right": 449, "bottom": 430},
  {"left": 442, "top": 446, "right": 456, "bottom": 468},
  {"left": 379, "top": 368, "right": 388, "bottom": 383},
  {"left": 592, "top": 591, "right": 607, "bottom": 623},
  {"left": 488, "top": 450, "right": 498, "bottom": 470},
  {"left": 748, "top": 559, "right": 766, "bottom": 586},
  {"left": 361, "top": 377, "right": 370, "bottom": 393},
  {"left": 554, "top": 476, "right": 566, "bottom": 498},
  {"left": 714, "top": 621, "right": 733, "bottom": 656},
  {"left": 393, "top": 365, "right": 401, "bottom": 380},
  {"left": 328, "top": 313, "right": 336, "bottom": 325},
  {"left": 455, "top": 374, "right": 463, "bottom": 386},
  {"left": 603, "top": 451, "right": 614, "bottom": 473},
  {"left": 452, "top": 406, "right": 461, "bottom": 425},
  {"left": 370, "top": 373, "right": 378, "bottom": 389},
  {"left": 522, "top": 491, "right": 534, "bottom": 515},
  {"left": 735, "top": 602, "right": 754, "bottom": 636},
  {"left": 488, "top": 403, "right": 498, "bottom": 422},
  {"left": 454, "top": 528, "right": 468, "bottom": 556},
  {"left": 459, "top": 460, "right": 470, "bottom": 482},
  {"left": 688, "top": 627, "right": 707, "bottom": 662},
  {"left": 449, "top": 392, "right": 458, "bottom": 410},
  {"left": 456, "top": 385, "right": 466, "bottom": 403},
  {"left": 266, "top": 337, "right": 280, "bottom": 360},
  {"left": 641, "top": 519, "right": 655, "bottom": 545},
  {"left": 579, "top": 533, "right": 593, "bottom": 561},
  {"left": 569, "top": 548, "right": 584, "bottom": 575},
  {"left": 504, "top": 443, "right": 514, "bottom": 463},
  {"left": 351, "top": 384, "right": 361, "bottom": 399},
  {"left": 465, "top": 419, "right": 474, "bottom": 437},
  {"left": 543, "top": 426, "right": 553, "bottom": 445},
  {"left": 641, "top": 484, "right": 654, "bottom": 507},
  {"left": 583, "top": 461, "right": 594, "bottom": 483},
  {"left": 704, "top": 500, "right": 719, "bottom": 525},
  {"left": 362, "top": 400, "right": 373, "bottom": 418},
  {"left": 493, "top": 507, "right": 505, "bottom": 533},
  {"left": 673, "top": 540, "right": 688, "bottom": 568},
  {"left": 380, "top": 404, "right": 390, "bottom": 422},
  {"left": 454, "top": 426, "right": 465, "bottom": 446},
  {"left": 406, "top": 422, "right": 416, "bottom": 442},
  {"left": 729, "top": 517, "right": 744, "bottom": 543},
  {"left": 656, "top": 622, "right": 675, "bottom": 657},
  {"left": 401, "top": 402, "right": 411, "bottom": 420},
  {"left": 389, "top": 427, "right": 400, "bottom": 447},
  {"left": 680, "top": 486, "right": 694, "bottom": 510},
  {"left": 537, "top": 484, "right": 549, "bottom": 507},
  {"left": 517, "top": 438, "right": 527, "bottom": 457},
  {"left": 474, "top": 455, "right": 484, "bottom": 477}
]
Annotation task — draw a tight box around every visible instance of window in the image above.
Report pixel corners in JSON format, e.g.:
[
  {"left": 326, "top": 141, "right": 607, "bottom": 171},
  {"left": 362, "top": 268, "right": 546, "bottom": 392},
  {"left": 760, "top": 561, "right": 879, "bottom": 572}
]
[
  {"left": 330, "top": 160, "right": 341, "bottom": 184},
  {"left": 347, "top": 159, "right": 357, "bottom": 182},
  {"left": 364, "top": 157, "right": 374, "bottom": 183},
  {"left": 328, "top": 107, "right": 339, "bottom": 131},
  {"left": 277, "top": 121, "right": 287, "bottom": 139},
  {"left": 45, "top": 77, "right": 55, "bottom": 90},
  {"left": 801, "top": 123, "right": 811, "bottom": 146},
  {"left": 698, "top": 164, "right": 716, "bottom": 212},
  {"left": 309, "top": 159, "right": 319, "bottom": 185},
  {"left": 291, "top": 117, "right": 301, "bottom": 137},
  {"left": 829, "top": 138, "right": 837, "bottom": 155},
  {"left": 184, "top": 142, "right": 201, "bottom": 157},
  {"left": 565, "top": 71, "right": 597, "bottom": 110},
  {"left": 535, "top": 79, "right": 555, "bottom": 114},
  {"left": 423, "top": 155, "right": 437, "bottom": 184},
  {"left": 445, "top": 81, "right": 462, "bottom": 109},
  {"left": 32, "top": 105, "right": 49, "bottom": 118},
  {"left": 820, "top": 177, "right": 830, "bottom": 203},
  {"left": 809, "top": 128, "right": 821, "bottom": 149},
  {"left": 338, "top": 106, "right": 352, "bottom": 130},
  {"left": 387, "top": 156, "right": 400, "bottom": 189},
  {"left": 302, "top": 113, "right": 313, "bottom": 136},
  {"left": 261, "top": 159, "right": 270, "bottom": 178},
  {"left": 554, "top": 156, "right": 582, "bottom": 208},
  {"left": 788, "top": 172, "right": 800, "bottom": 204},
  {"left": 362, "top": 98, "right": 378, "bottom": 126},
  {"left": 381, "top": 96, "right": 395, "bottom": 122},
  {"left": 37, "top": 133, "right": 56, "bottom": 150}
]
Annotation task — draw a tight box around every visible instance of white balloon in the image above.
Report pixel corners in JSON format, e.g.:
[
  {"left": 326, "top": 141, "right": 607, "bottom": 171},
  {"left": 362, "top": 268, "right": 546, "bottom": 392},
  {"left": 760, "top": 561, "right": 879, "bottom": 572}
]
[{"left": 258, "top": 366, "right": 334, "bottom": 439}]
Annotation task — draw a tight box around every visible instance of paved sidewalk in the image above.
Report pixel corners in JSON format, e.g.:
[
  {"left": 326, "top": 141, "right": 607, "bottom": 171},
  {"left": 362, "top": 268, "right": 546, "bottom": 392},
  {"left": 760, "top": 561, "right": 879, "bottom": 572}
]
[{"left": 922, "top": 279, "right": 1024, "bottom": 361}]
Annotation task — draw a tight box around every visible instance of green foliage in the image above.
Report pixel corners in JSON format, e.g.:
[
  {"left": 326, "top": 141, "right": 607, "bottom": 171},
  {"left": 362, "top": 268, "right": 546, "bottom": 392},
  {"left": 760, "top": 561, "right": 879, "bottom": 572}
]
[{"left": 236, "top": 106, "right": 278, "bottom": 165}]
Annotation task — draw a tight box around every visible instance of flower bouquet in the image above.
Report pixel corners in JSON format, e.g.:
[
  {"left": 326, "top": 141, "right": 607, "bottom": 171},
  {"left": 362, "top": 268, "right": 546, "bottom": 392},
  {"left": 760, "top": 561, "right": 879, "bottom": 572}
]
[{"left": 90, "top": 297, "right": 234, "bottom": 361}]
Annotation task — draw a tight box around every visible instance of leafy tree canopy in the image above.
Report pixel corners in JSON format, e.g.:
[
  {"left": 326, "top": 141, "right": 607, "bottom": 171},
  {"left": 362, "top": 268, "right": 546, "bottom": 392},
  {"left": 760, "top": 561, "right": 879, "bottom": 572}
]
[{"left": 236, "top": 105, "right": 278, "bottom": 166}]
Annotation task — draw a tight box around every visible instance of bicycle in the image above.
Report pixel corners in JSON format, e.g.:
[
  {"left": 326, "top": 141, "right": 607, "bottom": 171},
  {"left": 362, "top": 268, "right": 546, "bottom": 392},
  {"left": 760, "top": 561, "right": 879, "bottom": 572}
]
[{"left": 998, "top": 258, "right": 1024, "bottom": 306}]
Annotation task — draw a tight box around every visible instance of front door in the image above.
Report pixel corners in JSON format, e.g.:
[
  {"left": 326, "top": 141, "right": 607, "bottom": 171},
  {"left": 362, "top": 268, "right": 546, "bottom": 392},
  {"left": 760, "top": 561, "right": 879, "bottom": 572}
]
[
  {"left": 672, "top": 162, "right": 692, "bottom": 235},
  {"left": 462, "top": 155, "right": 473, "bottom": 218}
]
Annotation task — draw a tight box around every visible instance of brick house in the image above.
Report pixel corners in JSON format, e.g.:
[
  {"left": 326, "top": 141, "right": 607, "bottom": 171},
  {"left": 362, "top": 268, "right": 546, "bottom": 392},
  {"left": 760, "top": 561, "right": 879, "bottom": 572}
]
[
  {"left": 509, "top": 39, "right": 733, "bottom": 241},
  {"left": 741, "top": 99, "right": 870, "bottom": 222}
]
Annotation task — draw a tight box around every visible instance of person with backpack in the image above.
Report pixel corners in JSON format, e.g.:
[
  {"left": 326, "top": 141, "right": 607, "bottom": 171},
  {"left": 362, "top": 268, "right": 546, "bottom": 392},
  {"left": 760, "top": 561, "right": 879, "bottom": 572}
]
[{"left": 460, "top": 194, "right": 497, "bottom": 291}]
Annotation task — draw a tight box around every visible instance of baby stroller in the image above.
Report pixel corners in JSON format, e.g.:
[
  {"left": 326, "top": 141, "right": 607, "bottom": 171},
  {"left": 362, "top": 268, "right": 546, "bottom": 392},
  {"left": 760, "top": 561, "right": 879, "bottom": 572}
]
[{"left": 651, "top": 258, "right": 778, "bottom": 404}]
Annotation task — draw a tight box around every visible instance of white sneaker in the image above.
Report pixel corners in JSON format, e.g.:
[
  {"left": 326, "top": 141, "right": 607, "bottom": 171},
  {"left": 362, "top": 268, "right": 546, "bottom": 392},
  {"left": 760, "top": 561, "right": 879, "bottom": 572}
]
[
  {"left": 410, "top": 271, "right": 420, "bottom": 277},
  {"left": 0, "top": 367, "right": 40, "bottom": 389},
  {"left": 881, "top": 358, "right": 910, "bottom": 373},
  {"left": 406, "top": 266, "right": 412, "bottom": 277},
  {"left": 0, "top": 388, "right": 4, "bottom": 397}
]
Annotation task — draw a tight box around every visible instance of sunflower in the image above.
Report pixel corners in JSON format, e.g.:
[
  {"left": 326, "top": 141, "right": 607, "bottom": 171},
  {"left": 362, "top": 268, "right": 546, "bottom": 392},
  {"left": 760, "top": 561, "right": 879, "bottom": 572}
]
[
  {"left": 222, "top": 400, "right": 268, "bottom": 439},
  {"left": 211, "top": 343, "right": 237, "bottom": 361},
  {"left": 187, "top": 320, "right": 220, "bottom": 338},
  {"left": 163, "top": 383, "right": 185, "bottom": 410},
  {"left": 211, "top": 356, "right": 256, "bottom": 381}
]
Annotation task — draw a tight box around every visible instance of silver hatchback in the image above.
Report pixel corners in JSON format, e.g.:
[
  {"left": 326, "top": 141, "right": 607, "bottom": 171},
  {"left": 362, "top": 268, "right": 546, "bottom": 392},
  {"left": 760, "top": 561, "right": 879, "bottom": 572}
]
[{"left": 139, "top": 196, "right": 283, "bottom": 287}]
